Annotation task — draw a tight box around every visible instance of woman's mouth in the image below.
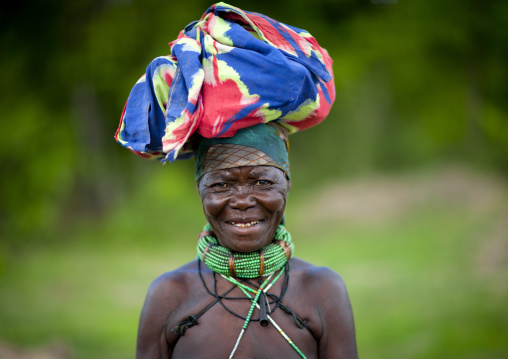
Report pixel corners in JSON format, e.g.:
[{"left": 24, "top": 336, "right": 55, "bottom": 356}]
[{"left": 229, "top": 220, "right": 261, "bottom": 228}]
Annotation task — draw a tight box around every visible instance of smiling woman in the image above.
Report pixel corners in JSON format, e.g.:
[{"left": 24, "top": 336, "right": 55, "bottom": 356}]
[
  {"left": 198, "top": 165, "right": 289, "bottom": 253},
  {"left": 116, "top": 2, "right": 357, "bottom": 358}
]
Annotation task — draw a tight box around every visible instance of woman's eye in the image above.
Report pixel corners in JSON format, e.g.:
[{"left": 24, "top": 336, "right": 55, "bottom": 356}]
[
  {"left": 255, "top": 180, "right": 270, "bottom": 186},
  {"left": 213, "top": 182, "right": 229, "bottom": 188}
]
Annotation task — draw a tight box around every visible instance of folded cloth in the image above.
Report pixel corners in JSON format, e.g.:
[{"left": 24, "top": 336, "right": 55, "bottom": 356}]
[{"left": 115, "top": 2, "right": 335, "bottom": 163}]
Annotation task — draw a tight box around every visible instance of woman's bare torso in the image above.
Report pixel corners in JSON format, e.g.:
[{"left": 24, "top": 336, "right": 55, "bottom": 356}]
[
  {"left": 165, "top": 258, "right": 322, "bottom": 359},
  {"left": 137, "top": 257, "right": 357, "bottom": 359}
]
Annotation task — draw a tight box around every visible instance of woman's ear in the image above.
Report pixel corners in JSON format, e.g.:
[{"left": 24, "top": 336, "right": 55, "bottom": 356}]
[{"left": 196, "top": 173, "right": 206, "bottom": 196}]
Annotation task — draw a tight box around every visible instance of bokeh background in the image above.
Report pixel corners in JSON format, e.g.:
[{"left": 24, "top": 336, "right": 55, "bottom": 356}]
[{"left": 1, "top": 0, "right": 508, "bottom": 358}]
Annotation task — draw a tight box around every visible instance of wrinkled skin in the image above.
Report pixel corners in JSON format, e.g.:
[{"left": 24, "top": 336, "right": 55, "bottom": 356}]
[{"left": 136, "top": 166, "right": 358, "bottom": 359}]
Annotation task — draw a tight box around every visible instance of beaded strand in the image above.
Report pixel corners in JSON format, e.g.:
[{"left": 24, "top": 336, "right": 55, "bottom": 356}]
[
  {"left": 226, "top": 271, "right": 279, "bottom": 359},
  {"left": 225, "top": 273, "right": 307, "bottom": 359}
]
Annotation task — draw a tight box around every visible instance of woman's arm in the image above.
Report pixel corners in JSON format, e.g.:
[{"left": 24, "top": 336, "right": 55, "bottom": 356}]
[
  {"left": 315, "top": 267, "right": 358, "bottom": 359},
  {"left": 136, "top": 273, "right": 180, "bottom": 359}
]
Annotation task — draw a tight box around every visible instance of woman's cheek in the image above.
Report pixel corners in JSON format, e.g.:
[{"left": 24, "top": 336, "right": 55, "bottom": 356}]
[
  {"left": 263, "top": 193, "right": 286, "bottom": 212},
  {"left": 202, "top": 195, "right": 225, "bottom": 217}
]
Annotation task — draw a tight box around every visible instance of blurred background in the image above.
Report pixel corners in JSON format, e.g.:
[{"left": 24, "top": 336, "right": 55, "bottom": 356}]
[{"left": 1, "top": 0, "right": 507, "bottom": 358}]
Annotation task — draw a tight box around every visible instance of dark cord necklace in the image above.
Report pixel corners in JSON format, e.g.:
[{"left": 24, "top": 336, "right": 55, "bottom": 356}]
[{"left": 201, "top": 258, "right": 290, "bottom": 322}]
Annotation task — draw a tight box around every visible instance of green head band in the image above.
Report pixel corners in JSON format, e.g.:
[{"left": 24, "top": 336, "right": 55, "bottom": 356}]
[{"left": 194, "top": 122, "right": 290, "bottom": 181}]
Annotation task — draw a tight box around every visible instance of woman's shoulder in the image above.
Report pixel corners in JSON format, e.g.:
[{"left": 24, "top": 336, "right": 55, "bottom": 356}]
[
  {"left": 143, "top": 260, "right": 202, "bottom": 309},
  {"left": 137, "top": 260, "right": 207, "bottom": 356},
  {"left": 289, "top": 257, "right": 346, "bottom": 289},
  {"left": 289, "top": 257, "right": 350, "bottom": 310}
]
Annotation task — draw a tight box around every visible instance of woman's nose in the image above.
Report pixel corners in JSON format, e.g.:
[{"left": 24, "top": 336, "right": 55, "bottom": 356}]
[{"left": 229, "top": 189, "right": 256, "bottom": 210}]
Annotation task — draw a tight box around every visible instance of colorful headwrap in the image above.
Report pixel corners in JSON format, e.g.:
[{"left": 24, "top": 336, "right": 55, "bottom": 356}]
[{"left": 115, "top": 2, "right": 335, "bottom": 168}]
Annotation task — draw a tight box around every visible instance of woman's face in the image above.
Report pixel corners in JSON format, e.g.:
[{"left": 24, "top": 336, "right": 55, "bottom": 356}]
[{"left": 197, "top": 165, "right": 290, "bottom": 253}]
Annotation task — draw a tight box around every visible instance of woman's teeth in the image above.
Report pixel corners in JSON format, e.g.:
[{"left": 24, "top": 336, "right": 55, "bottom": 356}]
[{"left": 230, "top": 221, "right": 260, "bottom": 228}]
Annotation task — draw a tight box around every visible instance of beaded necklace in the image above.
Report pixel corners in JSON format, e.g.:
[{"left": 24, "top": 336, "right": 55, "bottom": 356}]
[
  {"left": 197, "top": 224, "right": 294, "bottom": 278},
  {"left": 197, "top": 224, "right": 308, "bottom": 359}
]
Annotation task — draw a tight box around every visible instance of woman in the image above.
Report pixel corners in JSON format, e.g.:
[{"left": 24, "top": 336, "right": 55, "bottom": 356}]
[{"left": 116, "top": 3, "right": 358, "bottom": 358}]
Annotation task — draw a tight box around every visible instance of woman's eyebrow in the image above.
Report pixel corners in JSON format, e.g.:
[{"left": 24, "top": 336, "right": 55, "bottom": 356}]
[
  {"left": 250, "top": 170, "right": 277, "bottom": 179},
  {"left": 206, "top": 173, "right": 234, "bottom": 183}
]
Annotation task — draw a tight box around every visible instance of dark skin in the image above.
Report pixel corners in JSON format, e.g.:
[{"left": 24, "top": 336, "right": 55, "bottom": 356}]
[{"left": 137, "top": 166, "right": 358, "bottom": 358}]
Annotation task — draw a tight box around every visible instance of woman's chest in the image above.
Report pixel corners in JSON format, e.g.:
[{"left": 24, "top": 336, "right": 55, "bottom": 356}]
[
  {"left": 167, "top": 280, "right": 320, "bottom": 358},
  {"left": 171, "top": 306, "right": 317, "bottom": 359}
]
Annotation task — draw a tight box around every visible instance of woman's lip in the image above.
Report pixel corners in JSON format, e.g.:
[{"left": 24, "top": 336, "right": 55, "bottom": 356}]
[{"left": 226, "top": 220, "right": 264, "bottom": 228}]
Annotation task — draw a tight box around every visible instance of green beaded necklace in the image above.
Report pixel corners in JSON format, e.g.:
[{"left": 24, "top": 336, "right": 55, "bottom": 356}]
[
  {"left": 196, "top": 224, "right": 307, "bottom": 359},
  {"left": 197, "top": 224, "right": 294, "bottom": 278}
]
